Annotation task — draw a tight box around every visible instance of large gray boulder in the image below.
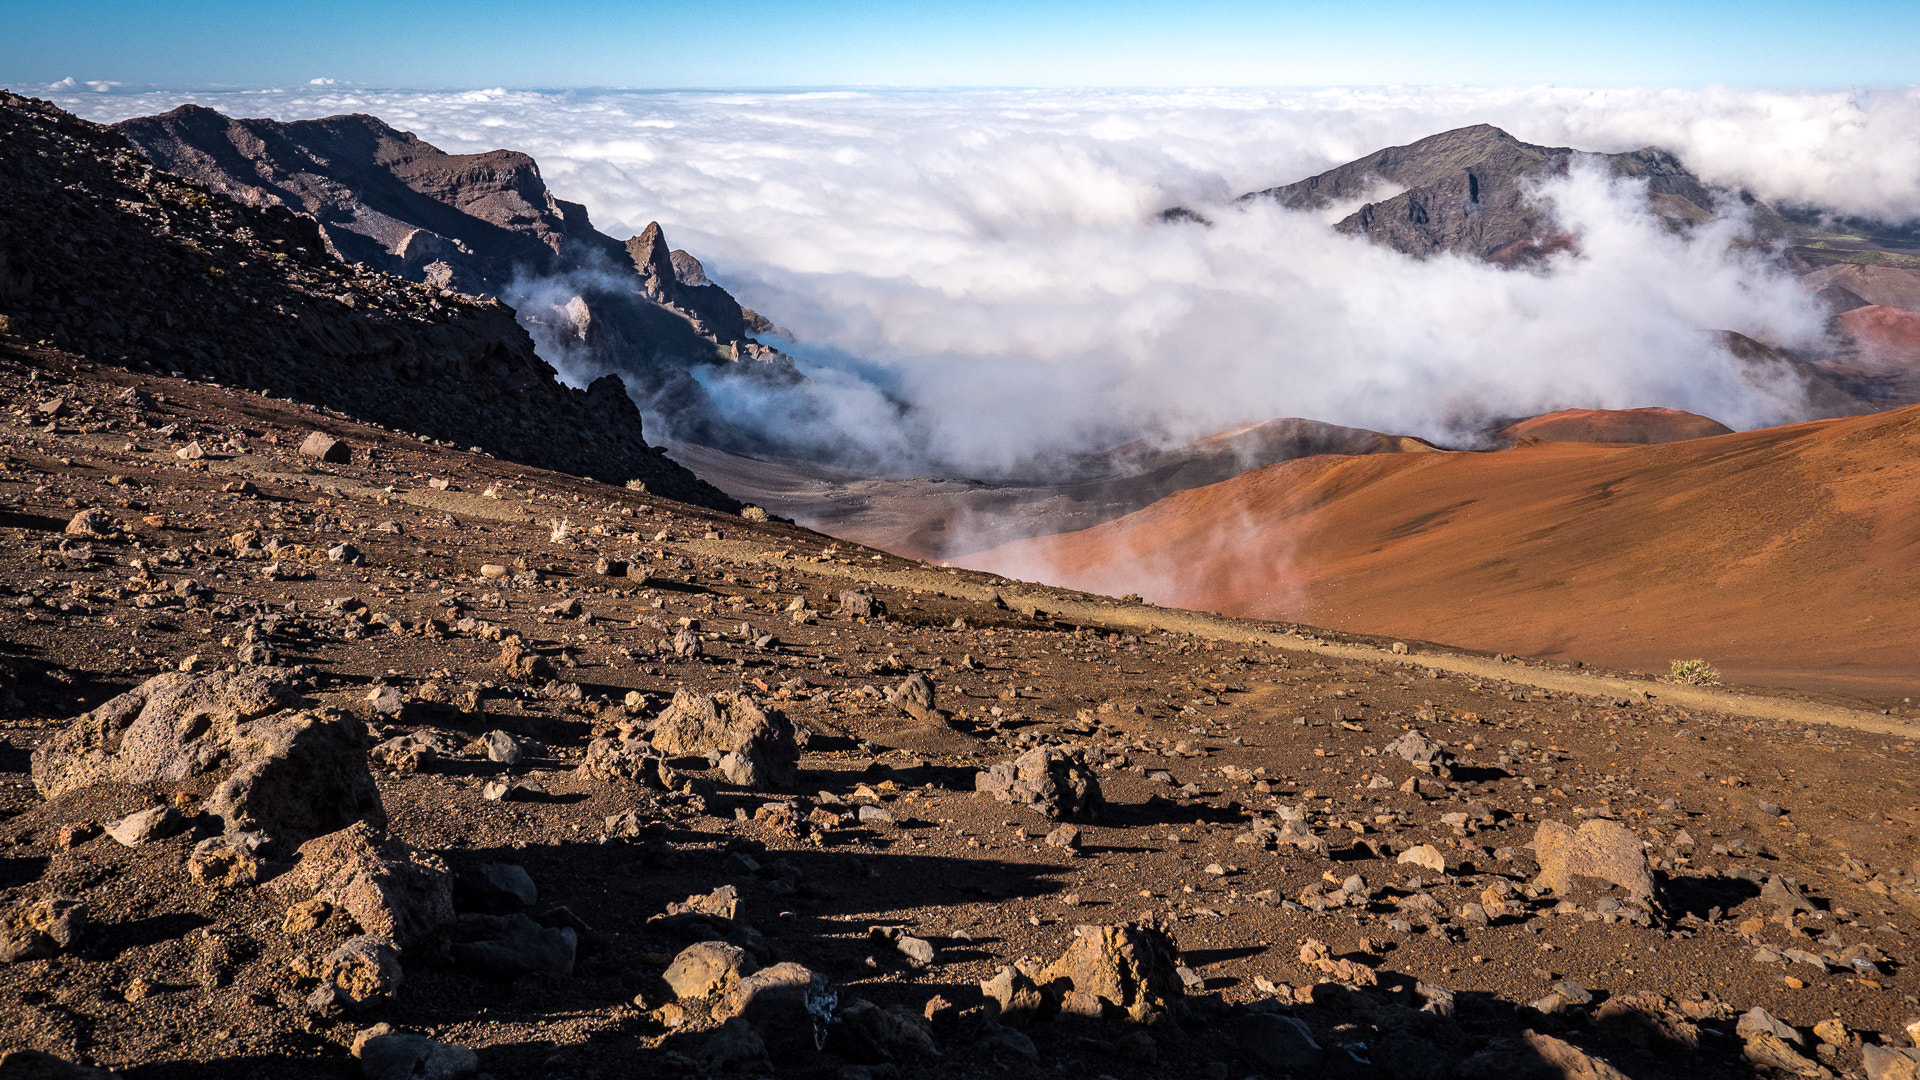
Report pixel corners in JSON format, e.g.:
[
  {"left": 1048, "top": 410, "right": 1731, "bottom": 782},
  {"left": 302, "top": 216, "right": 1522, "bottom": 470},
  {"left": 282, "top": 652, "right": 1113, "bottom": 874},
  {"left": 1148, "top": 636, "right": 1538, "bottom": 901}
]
[{"left": 31, "top": 668, "right": 382, "bottom": 848}]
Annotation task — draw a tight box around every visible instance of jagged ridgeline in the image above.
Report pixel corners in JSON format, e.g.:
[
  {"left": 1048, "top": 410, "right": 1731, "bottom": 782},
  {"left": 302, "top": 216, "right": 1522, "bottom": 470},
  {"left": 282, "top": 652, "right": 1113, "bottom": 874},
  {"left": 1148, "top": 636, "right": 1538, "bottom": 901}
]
[
  {"left": 0, "top": 92, "right": 735, "bottom": 507},
  {"left": 1168, "top": 124, "right": 1779, "bottom": 264},
  {"left": 113, "top": 104, "right": 798, "bottom": 446}
]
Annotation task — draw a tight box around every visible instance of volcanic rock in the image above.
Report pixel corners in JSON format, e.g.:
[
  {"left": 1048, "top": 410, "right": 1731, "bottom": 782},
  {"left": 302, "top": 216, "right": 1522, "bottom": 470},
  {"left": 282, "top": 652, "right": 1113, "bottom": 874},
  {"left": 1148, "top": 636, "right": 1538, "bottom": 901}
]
[
  {"left": 1533, "top": 819, "right": 1656, "bottom": 903},
  {"left": 717, "top": 962, "right": 837, "bottom": 1061},
  {"left": 1038, "top": 921, "right": 1184, "bottom": 1025},
  {"left": 664, "top": 940, "right": 756, "bottom": 1001},
  {"left": 276, "top": 822, "right": 454, "bottom": 952},
  {"left": 649, "top": 689, "right": 797, "bottom": 789},
  {"left": 31, "top": 668, "right": 382, "bottom": 847},
  {"left": 0, "top": 897, "right": 87, "bottom": 963},
  {"left": 975, "top": 746, "right": 1103, "bottom": 821}
]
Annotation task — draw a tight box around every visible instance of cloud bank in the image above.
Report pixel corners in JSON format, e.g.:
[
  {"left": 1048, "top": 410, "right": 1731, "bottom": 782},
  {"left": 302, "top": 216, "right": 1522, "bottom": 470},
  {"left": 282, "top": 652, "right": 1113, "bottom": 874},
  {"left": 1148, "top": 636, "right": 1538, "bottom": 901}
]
[{"left": 52, "top": 84, "right": 1920, "bottom": 473}]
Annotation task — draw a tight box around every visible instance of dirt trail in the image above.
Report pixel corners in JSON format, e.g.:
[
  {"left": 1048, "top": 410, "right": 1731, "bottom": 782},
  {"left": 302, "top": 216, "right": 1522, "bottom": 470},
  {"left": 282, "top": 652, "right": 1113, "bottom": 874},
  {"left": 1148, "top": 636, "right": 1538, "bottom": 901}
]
[
  {"left": 17, "top": 420, "right": 1912, "bottom": 739},
  {"left": 673, "top": 538, "right": 1920, "bottom": 739}
]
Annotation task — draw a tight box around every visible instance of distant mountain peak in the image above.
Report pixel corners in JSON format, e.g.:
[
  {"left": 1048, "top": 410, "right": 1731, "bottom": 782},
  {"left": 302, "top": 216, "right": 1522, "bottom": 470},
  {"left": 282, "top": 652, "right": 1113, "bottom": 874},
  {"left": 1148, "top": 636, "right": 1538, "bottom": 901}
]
[{"left": 1230, "top": 124, "right": 1720, "bottom": 262}]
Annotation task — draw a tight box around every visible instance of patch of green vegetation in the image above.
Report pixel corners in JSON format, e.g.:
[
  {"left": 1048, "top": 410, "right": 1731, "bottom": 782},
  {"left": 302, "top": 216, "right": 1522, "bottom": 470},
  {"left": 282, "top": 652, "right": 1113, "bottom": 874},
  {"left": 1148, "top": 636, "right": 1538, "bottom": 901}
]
[{"left": 1669, "top": 658, "right": 1721, "bottom": 687}]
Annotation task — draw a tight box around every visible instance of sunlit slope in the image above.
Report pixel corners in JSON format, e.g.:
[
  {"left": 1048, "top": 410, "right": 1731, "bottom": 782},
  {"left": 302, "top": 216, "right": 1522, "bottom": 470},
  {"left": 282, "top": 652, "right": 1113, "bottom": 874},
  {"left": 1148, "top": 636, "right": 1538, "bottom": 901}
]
[{"left": 968, "top": 404, "right": 1920, "bottom": 699}]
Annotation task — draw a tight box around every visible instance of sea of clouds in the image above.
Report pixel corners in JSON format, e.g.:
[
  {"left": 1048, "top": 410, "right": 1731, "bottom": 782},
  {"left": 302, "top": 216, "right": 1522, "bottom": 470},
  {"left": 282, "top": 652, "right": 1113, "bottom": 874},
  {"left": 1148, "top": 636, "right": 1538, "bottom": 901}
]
[{"left": 52, "top": 83, "right": 1920, "bottom": 474}]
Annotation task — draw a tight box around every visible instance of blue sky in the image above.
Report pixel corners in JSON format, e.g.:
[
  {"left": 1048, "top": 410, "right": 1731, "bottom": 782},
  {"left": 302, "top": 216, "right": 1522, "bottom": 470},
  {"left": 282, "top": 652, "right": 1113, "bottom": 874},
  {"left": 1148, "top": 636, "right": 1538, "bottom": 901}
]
[{"left": 6, "top": 0, "right": 1917, "bottom": 89}]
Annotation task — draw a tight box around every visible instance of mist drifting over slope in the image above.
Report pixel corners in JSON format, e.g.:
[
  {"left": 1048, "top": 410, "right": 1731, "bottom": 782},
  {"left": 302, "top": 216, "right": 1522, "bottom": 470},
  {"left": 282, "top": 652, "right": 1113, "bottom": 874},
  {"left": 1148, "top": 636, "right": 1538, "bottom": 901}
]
[{"left": 55, "top": 85, "right": 1920, "bottom": 474}]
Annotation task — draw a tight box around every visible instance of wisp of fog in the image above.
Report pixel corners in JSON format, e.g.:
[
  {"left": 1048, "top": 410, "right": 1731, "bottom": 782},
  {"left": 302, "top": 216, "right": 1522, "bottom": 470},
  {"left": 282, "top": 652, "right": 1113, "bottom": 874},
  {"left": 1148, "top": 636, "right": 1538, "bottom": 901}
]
[{"left": 57, "top": 85, "right": 1920, "bottom": 475}]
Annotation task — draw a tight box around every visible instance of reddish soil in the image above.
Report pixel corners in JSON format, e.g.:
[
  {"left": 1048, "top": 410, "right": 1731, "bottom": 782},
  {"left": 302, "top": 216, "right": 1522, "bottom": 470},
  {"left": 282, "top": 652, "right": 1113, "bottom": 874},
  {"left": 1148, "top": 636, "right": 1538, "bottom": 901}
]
[
  {"left": 1839, "top": 306, "right": 1920, "bottom": 368},
  {"left": 1496, "top": 408, "right": 1733, "bottom": 445},
  {"left": 967, "top": 405, "right": 1920, "bottom": 701}
]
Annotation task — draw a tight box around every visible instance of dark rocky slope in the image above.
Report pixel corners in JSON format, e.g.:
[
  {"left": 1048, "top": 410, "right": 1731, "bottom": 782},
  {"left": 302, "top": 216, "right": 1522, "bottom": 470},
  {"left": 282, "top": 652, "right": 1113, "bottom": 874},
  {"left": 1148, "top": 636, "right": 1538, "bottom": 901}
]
[
  {"left": 0, "top": 91, "right": 734, "bottom": 509},
  {"left": 115, "top": 105, "right": 792, "bottom": 445}
]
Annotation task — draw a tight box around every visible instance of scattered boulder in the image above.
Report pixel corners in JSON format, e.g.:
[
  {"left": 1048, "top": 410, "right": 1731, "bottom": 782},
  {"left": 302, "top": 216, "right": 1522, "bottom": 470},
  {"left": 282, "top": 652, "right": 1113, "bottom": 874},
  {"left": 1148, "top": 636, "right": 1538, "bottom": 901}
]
[
  {"left": 63, "top": 508, "right": 115, "bottom": 539},
  {"left": 449, "top": 914, "right": 576, "bottom": 978},
  {"left": 353, "top": 1029, "right": 478, "bottom": 1080},
  {"left": 495, "top": 639, "right": 556, "bottom": 683},
  {"left": 1762, "top": 876, "right": 1818, "bottom": 917},
  {"left": 1864, "top": 1045, "right": 1920, "bottom": 1080},
  {"left": 31, "top": 668, "right": 382, "bottom": 849},
  {"left": 718, "top": 962, "right": 837, "bottom": 1061},
  {"left": 1038, "top": 921, "right": 1184, "bottom": 1025},
  {"left": 1397, "top": 844, "right": 1447, "bottom": 873},
  {"left": 106, "top": 805, "right": 183, "bottom": 847},
  {"left": 838, "top": 591, "right": 885, "bottom": 619},
  {"left": 832, "top": 997, "right": 937, "bottom": 1063},
  {"left": 575, "top": 736, "right": 671, "bottom": 787},
  {"left": 884, "top": 672, "right": 936, "bottom": 722},
  {"left": 1459, "top": 1031, "right": 1633, "bottom": 1080},
  {"left": 480, "top": 729, "right": 526, "bottom": 766},
  {"left": 299, "top": 935, "right": 403, "bottom": 1012},
  {"left": 0, "top": 897, "right": 86, "bottom": 963},
  {"left": 0, "top": 1050, "right": 121, "bottom": 1078},
  {"left": 649, "top": 689, "right": 797, "bottom": 789},
  {"left": 666, "top": 884, "right": 740, "bottom": 920},
  {"left": 664, "top": 940, "right": 756, "bottom": 1001},
  {"left": 1385, "top": 729, "right": 1454, "bottom": 777},
  {"left": 187, "top": 832, "right": 264, "bottom": 888},
  {"left": 455, "top": 864, "right": 537, "bottom": 910},
  {"left": 299, "top": 431, "right": 351, "bottom": 464},
  {"left": 1533, "top": 819, "right": 1656, "bottom": 904},
  {"left": 981, "top": 965, "right": 1047, "bottom": 1028},
  {"left": 276, "top": 821, "right": 454, "bottom": 952},
  {"left": 1235, "top": 1012, "right": 1323, "bottom": 1071},
  {"left": 975, "top": 746, "right": 1103, "bottom": 821}
]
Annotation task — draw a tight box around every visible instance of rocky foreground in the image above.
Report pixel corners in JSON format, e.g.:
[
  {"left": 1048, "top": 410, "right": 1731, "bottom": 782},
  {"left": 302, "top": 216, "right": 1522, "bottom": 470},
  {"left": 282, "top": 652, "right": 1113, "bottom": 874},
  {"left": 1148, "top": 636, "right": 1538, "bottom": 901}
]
[{"left": 0, "top": 346, "right": 1918, "bottom": 1080}]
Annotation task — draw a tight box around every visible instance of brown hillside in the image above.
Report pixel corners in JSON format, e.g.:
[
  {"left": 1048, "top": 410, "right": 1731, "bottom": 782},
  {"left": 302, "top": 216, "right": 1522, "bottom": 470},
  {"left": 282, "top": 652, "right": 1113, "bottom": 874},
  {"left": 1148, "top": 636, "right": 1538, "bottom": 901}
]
[
  {"left": 967, "top": 405, "right": 1920, "bottom": 698},
  {"left": 1497, "top": 407, "right": 1733, "bottom": 444}
]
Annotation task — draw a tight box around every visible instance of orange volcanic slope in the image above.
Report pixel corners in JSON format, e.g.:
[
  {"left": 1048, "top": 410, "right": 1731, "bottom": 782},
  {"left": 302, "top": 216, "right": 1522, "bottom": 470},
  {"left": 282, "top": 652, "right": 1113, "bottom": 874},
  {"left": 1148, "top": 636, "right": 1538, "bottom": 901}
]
[
  {"left": 968, "top": 404, "right": 1920, "bottom": 700},
  {"left": 1497, "top": 407, "right": 1733, "bottom": 444},
  {"left": 1839, "top": 305, "right": 1920, "bottom": 367}
]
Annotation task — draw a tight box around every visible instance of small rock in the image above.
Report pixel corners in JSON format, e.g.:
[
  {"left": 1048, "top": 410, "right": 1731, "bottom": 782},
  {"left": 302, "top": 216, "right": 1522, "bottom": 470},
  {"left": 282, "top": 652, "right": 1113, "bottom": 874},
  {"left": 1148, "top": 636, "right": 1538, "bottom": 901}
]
[
  {"left": 1235, "top": 1012, "right": 1322, "bottom": 1071},
  {"left": 1533, "top": 818, "right": 1655, "bottom": 903},
  {"left": 1397, "top": 844, "right": 1446, "bottom": 873},
  {"left": 300, "top": 432, "right": 351, "bottom": 464},
  {"left": 0, "top": 897, "right": 87, "bottom": 963},
  {"left": 665, "top": 941, "right": 756, "bottom": 1000},
  {"left": 301, "top": 934, "right": 404, "bottom": 1012},
  {"left": 108, "top": 805, "right": 183, "bottom": 847},
  {"left": 355, "top": 1031, "right": 478, "bottom": 1080},
  {"left": 187, "top": 832, "right": 264, "bottom": 889},
  {"left": 482, "top": 729, "right": 525, "bottom": 766},
  {"left": 457, "top": 863, "right": 538, "bottom": 909}
]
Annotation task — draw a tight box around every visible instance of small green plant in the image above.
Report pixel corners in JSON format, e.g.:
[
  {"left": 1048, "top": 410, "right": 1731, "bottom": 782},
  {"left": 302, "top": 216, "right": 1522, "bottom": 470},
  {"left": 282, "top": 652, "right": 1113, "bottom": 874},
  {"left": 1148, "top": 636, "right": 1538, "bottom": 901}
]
[
  {"left": 624, "top": 479, "right": 647, "bottom": 492},
  {"left": 740, "top": 505, "right": 769, "bottom": 522},
  {"left": 1669, "top": 659, "right": 1721, "bottom": 686}
]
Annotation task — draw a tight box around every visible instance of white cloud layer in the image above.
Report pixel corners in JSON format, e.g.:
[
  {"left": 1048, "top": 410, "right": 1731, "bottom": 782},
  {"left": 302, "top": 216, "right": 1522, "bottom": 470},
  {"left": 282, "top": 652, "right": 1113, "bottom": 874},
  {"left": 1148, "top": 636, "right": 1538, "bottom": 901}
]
[{"left": 52, "top": 85, "right": 1920, "bottom": 471}]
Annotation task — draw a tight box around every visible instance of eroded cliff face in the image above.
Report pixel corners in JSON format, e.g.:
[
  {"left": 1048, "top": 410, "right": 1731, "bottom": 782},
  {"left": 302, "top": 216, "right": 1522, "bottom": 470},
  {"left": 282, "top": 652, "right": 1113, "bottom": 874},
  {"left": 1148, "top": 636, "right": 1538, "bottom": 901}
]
[
  {"left": 0, "top": 91, "right": 735, "bottom": 508},
  {"left": 114, "top": 107, "right": 795, "bottom": 445}
]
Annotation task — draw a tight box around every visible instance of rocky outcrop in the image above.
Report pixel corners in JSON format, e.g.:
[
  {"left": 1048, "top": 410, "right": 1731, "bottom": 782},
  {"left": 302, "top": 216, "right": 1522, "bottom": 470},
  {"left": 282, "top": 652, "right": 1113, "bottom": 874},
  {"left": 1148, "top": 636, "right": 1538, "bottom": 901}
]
[
  {"left": 1234, "top": 124, "right": 1742, "bottom": 263},
  {"left": 0, "top": 91, "right": 733, "bottom": 506}
]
